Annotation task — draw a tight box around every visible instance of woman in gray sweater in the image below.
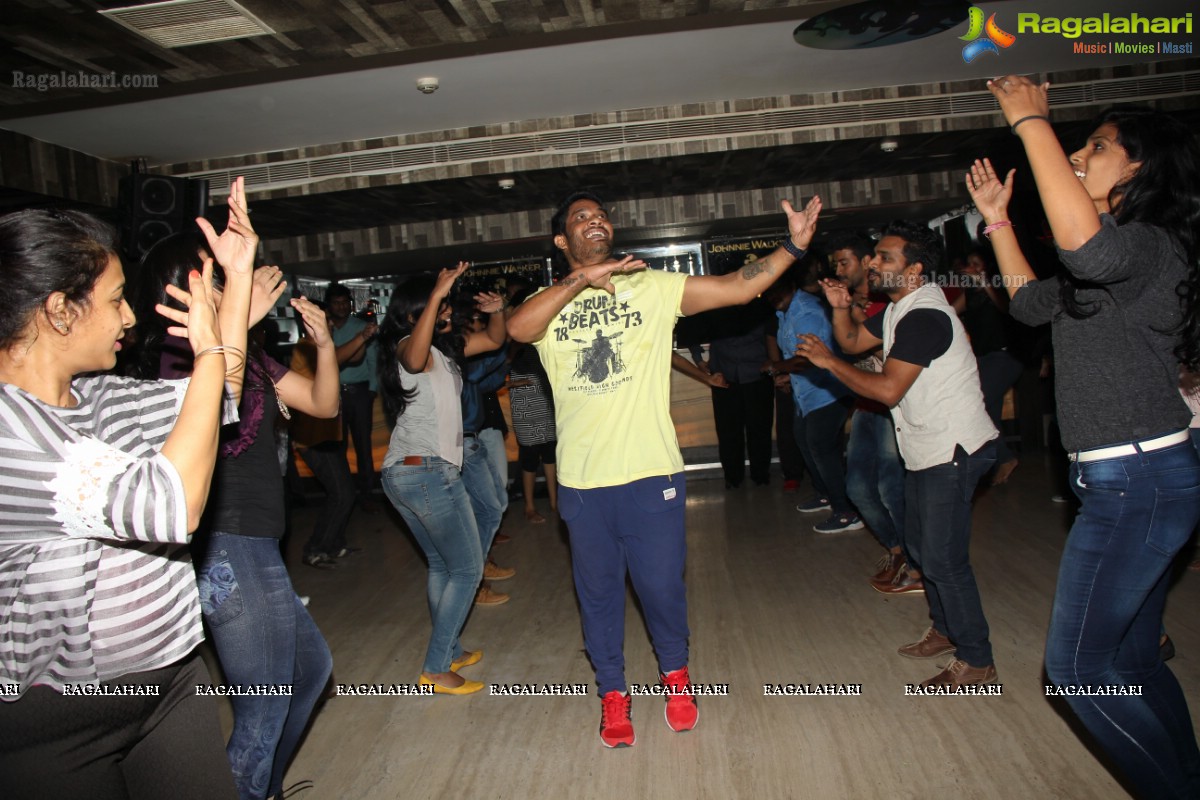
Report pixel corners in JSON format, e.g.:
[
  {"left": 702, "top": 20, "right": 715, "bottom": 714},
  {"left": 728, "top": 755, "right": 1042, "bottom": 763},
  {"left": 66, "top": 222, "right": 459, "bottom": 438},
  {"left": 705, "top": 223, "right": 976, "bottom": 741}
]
[{"left": 967, "top": 83, "right": 1200, "bottom": 799}]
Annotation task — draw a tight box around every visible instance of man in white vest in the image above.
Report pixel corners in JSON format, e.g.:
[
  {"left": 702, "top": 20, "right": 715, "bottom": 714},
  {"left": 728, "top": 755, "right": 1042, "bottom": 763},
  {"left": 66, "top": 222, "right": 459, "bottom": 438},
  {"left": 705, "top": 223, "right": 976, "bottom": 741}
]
[{"left": 796, "top": 220, "right": 999, "bottom": 689}]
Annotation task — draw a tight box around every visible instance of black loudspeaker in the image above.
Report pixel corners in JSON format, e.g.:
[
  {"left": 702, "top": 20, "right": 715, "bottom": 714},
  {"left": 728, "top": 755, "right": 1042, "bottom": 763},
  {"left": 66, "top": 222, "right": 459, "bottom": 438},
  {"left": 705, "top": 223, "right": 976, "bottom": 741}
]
[{"left": 118, "top": 174, "right": 209, "bottom": 261}]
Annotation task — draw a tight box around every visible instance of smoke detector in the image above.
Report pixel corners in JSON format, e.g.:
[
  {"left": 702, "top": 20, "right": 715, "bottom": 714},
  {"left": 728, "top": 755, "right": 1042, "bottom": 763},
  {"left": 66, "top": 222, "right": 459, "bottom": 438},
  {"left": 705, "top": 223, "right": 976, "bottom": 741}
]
[
  {"left": 880, "top": 139, "right": 899, "bottom": 153},
  {"left": 498, "top": 178, "right": 515, "bottom": 190},
  {"left": 416, "top": 77, "right": 439, "bottom": 94}
]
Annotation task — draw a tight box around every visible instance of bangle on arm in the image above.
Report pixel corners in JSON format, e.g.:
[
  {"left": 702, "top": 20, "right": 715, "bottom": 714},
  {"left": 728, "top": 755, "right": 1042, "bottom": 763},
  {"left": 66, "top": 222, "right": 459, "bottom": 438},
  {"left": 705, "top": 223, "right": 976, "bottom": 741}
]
[
  {"left": 982, "top": 220, "right": 1013, "bottom": 237},
  {"left": 1010, "top": 115, "right": 1049, "bottom": 134},
  {"left": 194, "top": 344, "right": 246, "bottom": 377}
]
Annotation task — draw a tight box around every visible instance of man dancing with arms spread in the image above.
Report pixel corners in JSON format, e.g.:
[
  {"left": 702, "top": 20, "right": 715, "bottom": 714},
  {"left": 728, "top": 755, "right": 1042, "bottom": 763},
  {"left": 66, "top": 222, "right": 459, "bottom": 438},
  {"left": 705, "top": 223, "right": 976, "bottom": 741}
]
[{"left": 508, "top": 191, "right": 821, "bottom": 746}]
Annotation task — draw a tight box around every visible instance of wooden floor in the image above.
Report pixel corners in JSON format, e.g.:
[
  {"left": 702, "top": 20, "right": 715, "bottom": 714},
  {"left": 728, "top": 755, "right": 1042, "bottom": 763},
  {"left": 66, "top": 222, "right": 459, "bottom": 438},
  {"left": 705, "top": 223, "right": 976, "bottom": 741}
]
[{"left": 239, "top": 456, "right": 1200, "bottom": 800}]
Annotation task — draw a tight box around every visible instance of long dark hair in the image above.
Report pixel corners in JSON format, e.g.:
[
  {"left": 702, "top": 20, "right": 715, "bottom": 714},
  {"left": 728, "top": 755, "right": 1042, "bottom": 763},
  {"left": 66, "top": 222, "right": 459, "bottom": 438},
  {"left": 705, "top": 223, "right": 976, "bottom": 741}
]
[
  {"left": 0, "top": 209, "right": 116, "bottom": 351},
  {"left": 126, "top": 231, "right": 218, "bottom": 379},
  {"left": 376, "top": 275, "right": 464, "bottom": 426},
  {"left": 1057, "top": 107, "right": 1200, "bottom": 369}
]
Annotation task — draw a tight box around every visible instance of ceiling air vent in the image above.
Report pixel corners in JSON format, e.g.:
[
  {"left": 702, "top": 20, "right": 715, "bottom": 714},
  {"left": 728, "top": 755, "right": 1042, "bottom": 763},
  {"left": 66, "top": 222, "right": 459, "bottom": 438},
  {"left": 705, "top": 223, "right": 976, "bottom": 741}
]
[{"left": 100, "top": 0, "right": 275, "bottom": 48}]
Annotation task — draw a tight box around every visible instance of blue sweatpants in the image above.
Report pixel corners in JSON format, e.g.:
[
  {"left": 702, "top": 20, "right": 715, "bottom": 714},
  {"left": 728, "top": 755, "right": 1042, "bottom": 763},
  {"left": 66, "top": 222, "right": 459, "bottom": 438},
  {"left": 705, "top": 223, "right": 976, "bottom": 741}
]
[{"left": 559, "top": 474, "right": 690, "bottom": 696}]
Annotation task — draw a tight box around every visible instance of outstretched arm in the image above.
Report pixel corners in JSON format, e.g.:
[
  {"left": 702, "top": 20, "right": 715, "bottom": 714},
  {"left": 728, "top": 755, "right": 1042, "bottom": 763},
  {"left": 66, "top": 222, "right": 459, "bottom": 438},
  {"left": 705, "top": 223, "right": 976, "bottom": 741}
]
[
  {"left": 680, "top": 196, "right": 822, "bottom": 316},
  {"left": 464, "top": 292, "right": 508, "bottom": 356},
  {"left": 987, "top": 75, "right": 1101, "bottom": 250},
  {"left": 795, "top": 333, "right": 921, "bottom": 407}
]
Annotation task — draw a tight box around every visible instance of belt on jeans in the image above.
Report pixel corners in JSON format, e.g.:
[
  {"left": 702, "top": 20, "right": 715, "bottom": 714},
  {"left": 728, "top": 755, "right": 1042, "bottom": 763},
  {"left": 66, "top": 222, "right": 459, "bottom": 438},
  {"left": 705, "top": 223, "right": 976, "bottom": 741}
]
[
  {"left": 401, "top": 456, "right": 432, "bottom": 466},
  {"left": 1069, "top": 429, "right": 1190, "bottom": 463}
]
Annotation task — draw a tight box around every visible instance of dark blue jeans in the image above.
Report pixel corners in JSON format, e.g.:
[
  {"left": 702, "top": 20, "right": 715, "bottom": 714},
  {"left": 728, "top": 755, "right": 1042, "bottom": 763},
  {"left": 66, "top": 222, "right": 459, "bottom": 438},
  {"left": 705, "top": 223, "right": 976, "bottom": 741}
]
[
  {"left": 846, "top": 408, "right": 905, "bottom": 551},
  {"left": 977, "top": 350, "right": 1024, "bottom": 466},
  {"left": 559, "top": 474, "right": 689, "bottom": 696},
  {"left": 1045, "top": 439, "right": 1200, "bottom": 799},
  {"left": 904, "top": 441, "right": 996, "bottom": 667},
  {"left": 198, "top": 533, "right": 333, "bottom": 800},
  {"left": 793, "top": 397, "right": 853, "bottom": 514}
]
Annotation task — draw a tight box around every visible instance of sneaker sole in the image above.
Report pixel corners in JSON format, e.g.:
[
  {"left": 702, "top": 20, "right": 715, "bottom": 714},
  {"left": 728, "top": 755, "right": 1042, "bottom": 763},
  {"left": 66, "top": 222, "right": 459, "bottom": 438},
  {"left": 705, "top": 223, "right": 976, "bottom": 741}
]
[
  {"left": 814, "top": 522, "right": 865, "bottom": 534},
  {"left": 897, "top": 647, "right": 956, "bottom": 660},
  {"left": 796, "top": 506, "right": 831, "bottom": 514}
]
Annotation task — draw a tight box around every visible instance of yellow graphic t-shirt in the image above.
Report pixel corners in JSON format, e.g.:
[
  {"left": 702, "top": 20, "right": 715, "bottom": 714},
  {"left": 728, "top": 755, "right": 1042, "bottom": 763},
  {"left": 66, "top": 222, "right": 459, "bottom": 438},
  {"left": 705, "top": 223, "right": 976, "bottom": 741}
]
[{"left": 533, "top": 269, "right": 688, "bottom": 489}]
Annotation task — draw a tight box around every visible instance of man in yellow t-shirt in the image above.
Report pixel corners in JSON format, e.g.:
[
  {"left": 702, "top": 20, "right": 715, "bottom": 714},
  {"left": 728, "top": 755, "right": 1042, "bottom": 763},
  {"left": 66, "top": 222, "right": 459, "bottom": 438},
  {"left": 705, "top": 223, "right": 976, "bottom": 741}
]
[{"left": 507, "top": 190, "right": 822, "bottom": 748}]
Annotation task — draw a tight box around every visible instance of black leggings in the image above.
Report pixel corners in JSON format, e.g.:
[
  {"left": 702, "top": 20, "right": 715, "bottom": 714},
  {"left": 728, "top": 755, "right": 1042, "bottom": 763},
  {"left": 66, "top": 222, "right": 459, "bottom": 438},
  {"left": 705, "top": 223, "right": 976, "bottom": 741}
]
[
  {"left": 519, "top": 441, "right": 557, "bottom": 473},
  {"left": 0, "top": 653, "right": 237, "bottom": 800}
]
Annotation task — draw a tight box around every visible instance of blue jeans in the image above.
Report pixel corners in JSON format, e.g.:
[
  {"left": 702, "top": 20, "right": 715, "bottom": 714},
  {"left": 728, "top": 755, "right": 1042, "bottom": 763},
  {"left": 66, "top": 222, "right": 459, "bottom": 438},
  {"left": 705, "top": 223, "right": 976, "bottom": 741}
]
[
  {"left": 197, "top": 533, "right": 333, "bottom": 800},
  {"left": 793, "top": 398, "right": 853, "bottom": 514},
  {"left": 845, "top": 408, "right": 906, "bottom": 551},
  {"left": 978, "top": 350, "right": 1024, "bottom": 466},
  {"left": 559, "top": 475, "right": 689, "bottom": 696},
  {"left": 461, "top": 436, "right": 504, "bottom": 554},
  {"left": 904, "top": 442, "right": 996, "bottom": 667},
  {"left": 479, "top": 427, "right": 510, "bottom": 514},
  {"left": 1045, "top": 439, "right": 1200, "bottom": 799},
  {"left": 381, "top": 458, "right": 483, "bottom": 673}
]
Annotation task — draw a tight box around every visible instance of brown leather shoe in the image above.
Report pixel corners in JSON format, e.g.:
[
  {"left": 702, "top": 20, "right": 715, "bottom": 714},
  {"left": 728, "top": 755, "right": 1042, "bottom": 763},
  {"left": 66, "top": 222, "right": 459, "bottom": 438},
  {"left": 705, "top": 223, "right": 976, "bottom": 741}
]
[
  {"left": 919, "top": 658, "right": 997, "bottom": 689},
  {"left": 474, "top": 585, "right": 510, "bottom": 606},
  {"left": 870, "top": 551, "right": 904, "bottom": 584},
  {"left": 483, "top": 560, "right": 515, "bottom": 580},
  {"left": 872, "top": 564, "right": 925, "bottom": 594},
  {"left": 898, "top": 627, "right": 955, "bottom": 659}
]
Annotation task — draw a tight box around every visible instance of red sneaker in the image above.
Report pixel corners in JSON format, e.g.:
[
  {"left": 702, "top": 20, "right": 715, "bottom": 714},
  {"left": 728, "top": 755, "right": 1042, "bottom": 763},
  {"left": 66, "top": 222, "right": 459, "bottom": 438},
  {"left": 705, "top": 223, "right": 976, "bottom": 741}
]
[
  {"left": 660, "top": 666, "right": 699, "bottom": 732},
  {"left": 599, "top": 691, "right": 635, "bottom": 747},
  {"left": 782, "top": 479, "right": 800, "bottom": 493}
]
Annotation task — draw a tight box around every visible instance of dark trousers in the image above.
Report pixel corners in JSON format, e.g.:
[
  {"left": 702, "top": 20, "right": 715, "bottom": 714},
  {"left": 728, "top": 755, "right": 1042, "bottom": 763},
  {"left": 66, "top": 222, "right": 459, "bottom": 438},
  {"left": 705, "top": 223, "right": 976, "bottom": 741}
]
[
  {"left": 298, "top": 441, "right": 356, "bottom": 558},
  {"left": 711, "top": 376, "right": 774, "bottom": 485},
  {"left": 559, "top": 475, "right": 689, "bottom": 696},
  {"left": 793, "top": 397, "right": 853, "bottom": 514},
  {"left": 340, "top": 383, "right": 376, "bottom": 500},
  {"left": 774, "top": 386, "right": 805, "bottom": 482},
  {"left": 905, "top": 442, "right": 996, "bottom": 667},
  {"left": 0, "top": 654, "right": 237, "bottom": 800},
  {"left": 977, "top": 350, "right": 1024, "bottom": 466}
]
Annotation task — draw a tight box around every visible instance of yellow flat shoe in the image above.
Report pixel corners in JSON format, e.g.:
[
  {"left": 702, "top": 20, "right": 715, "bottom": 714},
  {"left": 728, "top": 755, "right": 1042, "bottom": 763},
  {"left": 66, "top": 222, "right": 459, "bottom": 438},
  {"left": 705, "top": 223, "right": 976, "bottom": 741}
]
[
  {"left": 418, "top": 674, "right": 484, "bottom": 695},
  {"left": 450, "top": 650, "right": 482, "bottom": 671}
]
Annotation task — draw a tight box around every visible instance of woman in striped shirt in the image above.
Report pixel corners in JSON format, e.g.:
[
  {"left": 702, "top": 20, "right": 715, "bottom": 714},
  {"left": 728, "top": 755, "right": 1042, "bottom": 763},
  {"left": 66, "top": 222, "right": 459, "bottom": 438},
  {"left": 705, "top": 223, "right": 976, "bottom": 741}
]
[{"left": 0, "top": 186, "right": 254, "bottom": 798}]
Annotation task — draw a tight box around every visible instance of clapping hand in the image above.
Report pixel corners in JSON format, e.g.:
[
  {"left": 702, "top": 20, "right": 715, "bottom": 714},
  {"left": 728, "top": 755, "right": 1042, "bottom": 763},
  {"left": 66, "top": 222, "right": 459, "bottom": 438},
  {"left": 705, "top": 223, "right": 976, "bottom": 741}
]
[
  {"left": 249, "top": 265, "right": 287, "bottom": 326},
  {"left": 291, "top": 296, "right": 332, "bottom": 348},
  {"left": 781, "top": 196, "right": 823, "bottom": 252},
  {"left": 965, "top": 158, "right": 1015, "bottom": 222},
  {"left": 818, "top": 278, "right": 853, "bottom": 310},
  {"left": 433, "top": 261, "right": 469, "bottom": 301},
  {"left": 986, "top": 75, "right": 1050, "bottom": 128}
]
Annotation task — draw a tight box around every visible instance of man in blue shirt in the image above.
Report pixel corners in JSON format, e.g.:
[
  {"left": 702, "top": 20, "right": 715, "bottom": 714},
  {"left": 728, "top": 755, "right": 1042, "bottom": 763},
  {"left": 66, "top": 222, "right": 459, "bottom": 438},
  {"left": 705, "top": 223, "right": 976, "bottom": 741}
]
[
  {"left": 327, "top": 284, "right": 379, "bottom": 513},
  {"left": 766, "top": 261, "right": 862, "bottom": 533}
]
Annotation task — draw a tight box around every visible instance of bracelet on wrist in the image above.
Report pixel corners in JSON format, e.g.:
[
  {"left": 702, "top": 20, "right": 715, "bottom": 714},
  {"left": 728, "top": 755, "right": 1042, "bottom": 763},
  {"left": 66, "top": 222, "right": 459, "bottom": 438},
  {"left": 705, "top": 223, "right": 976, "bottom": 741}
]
[
  {"left": 194, "top": 344, "right": 246, "bottom": 377},
  {"left": 781, "top": 238, "right": 807, "bottom": 259},
  {"left": 982, "top": 220, "right": 1013, "bottom": 237},
  {"left": 1010, "top": 114, "right": 1049, "bottom": 134}
]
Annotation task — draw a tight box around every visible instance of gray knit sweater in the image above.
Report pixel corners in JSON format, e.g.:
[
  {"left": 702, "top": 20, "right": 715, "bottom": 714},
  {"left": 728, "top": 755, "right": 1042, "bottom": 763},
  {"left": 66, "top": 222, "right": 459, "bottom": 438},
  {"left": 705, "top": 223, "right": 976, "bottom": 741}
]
[{"left": 1009, "top": 214, "right": 1191, "bottom": 452}]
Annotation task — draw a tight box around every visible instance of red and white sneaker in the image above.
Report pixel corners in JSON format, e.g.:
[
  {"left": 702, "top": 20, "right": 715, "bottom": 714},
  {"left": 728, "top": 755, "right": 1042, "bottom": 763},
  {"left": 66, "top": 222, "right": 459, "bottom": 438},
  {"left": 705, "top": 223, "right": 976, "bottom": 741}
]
[
  {"left": 599, "top": 691, "right": 635, "bottom": 748},
  {"left": 660, "top": 666, "right": 699, "bottom": 732}
]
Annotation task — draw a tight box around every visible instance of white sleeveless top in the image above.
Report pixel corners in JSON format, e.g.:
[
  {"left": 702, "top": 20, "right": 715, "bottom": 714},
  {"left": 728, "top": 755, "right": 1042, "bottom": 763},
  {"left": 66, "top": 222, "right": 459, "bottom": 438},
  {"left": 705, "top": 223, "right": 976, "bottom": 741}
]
[
  {"left": 882, "top": 285, "right": 997, "bottom": 470},
  {"left": 382, "top": 343, "right": 464, "bottom": 469}
]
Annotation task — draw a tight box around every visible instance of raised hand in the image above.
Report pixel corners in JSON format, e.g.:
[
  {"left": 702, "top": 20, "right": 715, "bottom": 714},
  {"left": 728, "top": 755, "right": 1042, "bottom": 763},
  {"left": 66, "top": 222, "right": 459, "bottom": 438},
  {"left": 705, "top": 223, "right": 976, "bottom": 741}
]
[
  {"left": 291, "top": 296, "right": 332, "bottom": 348},
  {"left": 818, "top": 278, "right": 853, "bottom": 310},
  {"left": 986, "top": 75, "right": 1050, "bottom": 128},
  {"left": 781, "top": 195, "right": 823, "bottom": 251},
  {"left": 474, "top": 291, "right": 505, "bottom": 314},
  {"left": 248, "top": 265, "right": 287, "bottom": 327},
  {"left": 433, "top": 261, "right": 469, "bottom": 301},
  {"left": 157, "top": 256, "right": 221, "bottom": 353},
  {"left": 196, "top": 175, "right": 258, "bottom": 279},
  {"left": 966, "top": 158, "right": 1016, "bottom": 223}
]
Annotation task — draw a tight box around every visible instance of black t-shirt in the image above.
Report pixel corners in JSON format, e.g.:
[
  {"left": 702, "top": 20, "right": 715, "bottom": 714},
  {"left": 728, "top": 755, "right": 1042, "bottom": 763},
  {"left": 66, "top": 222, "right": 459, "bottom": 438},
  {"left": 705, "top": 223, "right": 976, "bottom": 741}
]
[{"left": 864, "top": 308, "right": 952, "bottom": 367}]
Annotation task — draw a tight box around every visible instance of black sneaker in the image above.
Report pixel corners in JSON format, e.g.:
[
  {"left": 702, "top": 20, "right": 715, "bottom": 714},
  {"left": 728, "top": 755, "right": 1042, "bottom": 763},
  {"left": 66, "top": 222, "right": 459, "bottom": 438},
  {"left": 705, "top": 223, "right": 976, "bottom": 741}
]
[{"left": 795, "top": 496, "right": 830, "bottom": 513}]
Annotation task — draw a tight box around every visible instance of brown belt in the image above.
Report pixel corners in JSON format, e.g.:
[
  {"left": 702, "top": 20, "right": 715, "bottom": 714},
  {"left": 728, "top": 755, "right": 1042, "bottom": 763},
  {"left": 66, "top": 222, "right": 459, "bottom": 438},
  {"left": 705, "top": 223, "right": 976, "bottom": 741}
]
[{"left": 402, "top": 456, "right": 430, "bottom": 466}]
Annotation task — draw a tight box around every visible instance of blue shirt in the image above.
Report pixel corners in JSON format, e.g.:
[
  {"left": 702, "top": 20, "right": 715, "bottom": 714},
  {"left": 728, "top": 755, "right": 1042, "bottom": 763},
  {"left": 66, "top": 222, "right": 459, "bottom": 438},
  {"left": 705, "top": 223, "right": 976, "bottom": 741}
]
[
  {"left": 776, "top": 291, "right": 848, "bottom": 415},
  {"left": 461, "top": 348, "right": 508, "bottom": 433},
  {"left": 332, "top": 316, "right": 377, "bottom": 390}
]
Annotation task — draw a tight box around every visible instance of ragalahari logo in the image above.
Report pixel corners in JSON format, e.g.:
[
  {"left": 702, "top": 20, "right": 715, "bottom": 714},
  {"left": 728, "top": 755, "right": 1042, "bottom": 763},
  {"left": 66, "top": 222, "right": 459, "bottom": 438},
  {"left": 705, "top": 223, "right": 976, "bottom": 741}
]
[{"left": 960, "top": 6, "right": 1016, "bottom": 63}]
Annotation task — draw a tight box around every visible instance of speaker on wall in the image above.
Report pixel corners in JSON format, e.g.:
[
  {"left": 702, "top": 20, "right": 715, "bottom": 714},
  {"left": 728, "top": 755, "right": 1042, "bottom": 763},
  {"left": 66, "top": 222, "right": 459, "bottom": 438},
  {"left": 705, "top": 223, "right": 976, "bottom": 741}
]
[{"left": 118, "top": 174, "right": 209, "bottom": 261}]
